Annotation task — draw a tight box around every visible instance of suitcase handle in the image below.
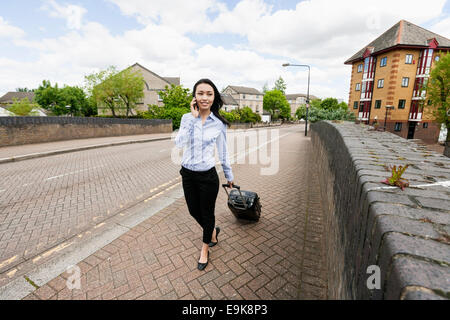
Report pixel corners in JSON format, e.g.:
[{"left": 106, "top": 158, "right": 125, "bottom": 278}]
[
  {"left": 222, "top": 183, "right": 240, "bottom": 189},
  {"left": 222, "top": 183, "right": 247, "bottom": 210}
]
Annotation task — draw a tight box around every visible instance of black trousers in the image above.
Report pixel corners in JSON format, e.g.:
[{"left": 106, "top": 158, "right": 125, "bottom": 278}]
[{"left": 180, "top": 166, "right": 219, "bottom": 244}]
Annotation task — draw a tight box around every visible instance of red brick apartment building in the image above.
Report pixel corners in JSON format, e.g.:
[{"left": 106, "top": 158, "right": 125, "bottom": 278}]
[{"left": 345, "top": 20, "right": 450, "bottom": 143}]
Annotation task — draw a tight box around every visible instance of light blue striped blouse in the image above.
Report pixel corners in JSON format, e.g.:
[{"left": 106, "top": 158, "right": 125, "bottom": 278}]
[{"left": 175, "top": 112, "right": 234, "bottom": 182}]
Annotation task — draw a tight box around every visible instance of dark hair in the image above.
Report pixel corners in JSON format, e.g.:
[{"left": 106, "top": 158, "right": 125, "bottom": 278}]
[{"left": 193, "top": 78, "right": 230, "bottom": 127}]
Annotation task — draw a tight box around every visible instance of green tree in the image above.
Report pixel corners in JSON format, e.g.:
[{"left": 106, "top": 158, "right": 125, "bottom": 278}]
[
  {"left": 163, "top": 107, "right": 188, "bottom": 129},
  {"left": 424, "top": 52, "right": 450, "bottom": 156},
  {"left": 338, "top": 101, "right": 349, "bottom": 110},
  {"left": 139, "top": 105, "right": 188, "bottom": 130},
  {"left": 115, "top": 68, "right": 145, "bottom": 117},
  {"left": 273, "top": 76, "right": 287, "bottom": 94},
  {"left": 86, "top": 66, "right": 145, "bottom": 118},
  {"left": 85, "top": 66, "right": 123, "bottom": 117},
  {"left": 310, "top": 98, "right": 322, "bottom": 109},
  {"left": 8, "top": 97, "right": 40, "bottom": 116},
  {"left": 296, "top": 99, "right": 353, "bottom": 122},
  {"left": 137, "top": 84, "right": 192, "bottom": 129},
  {"left": 34, "top": 80, "right": 60, "bottom": 112},
  {"left": 15, "top": 87, "right": 34, "bottom": 92},
  {"left": 295, "top": 105, "right": 306, "bottom": 120},
  {"left": 58, "top": 86, "right": 90, "bottom": 117},
  {"left": 83, "top": 96, "right": 98, "bottom": 117},
  {"left": 219, "top": 109, "right": 240, "bottom": 123},
  {"left": 307, "top": 106, "right": 355, "bottom": 123},
  {"left": 158, "top": 84, "right": 192, "bottom": 109},
  {"left": 263, "top": 89, "right": 290, "bottom": 120},
  {"left": 320, "top": 97, "right": 340, "bottom": 110},
  {"left": 238, "top": 106, "right": 261, "bottom": 123},
  {"left": 35, "top": 80, "right": 92, "bottom": 116}
]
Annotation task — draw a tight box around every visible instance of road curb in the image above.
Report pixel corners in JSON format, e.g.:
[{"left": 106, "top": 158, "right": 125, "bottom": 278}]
[{"left": 0, "top": 136, "right": 173, "bottom": 164}]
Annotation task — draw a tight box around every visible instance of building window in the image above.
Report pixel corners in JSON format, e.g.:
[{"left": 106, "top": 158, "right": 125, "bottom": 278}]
[
  {"left": 398, "top": 99, "right": 406, "bottom": 109},
  {"left": 375, "top": 100, "right": 382, "bottom": 109},
  {"left": 157, "top": 92, "right": 163, "bottom": 101},
  {"left": 423, "top": 122, "right": 428, "bottom": 128},
  {"left": 355, "top": 83, "right": 360, "bottom": 91},
  {"left": 394, "top": 122, "right": 402, "bottom": 131},
  {"left": 405, "top": 54, "right": 413, "bottom": 64},
  {"left": 242, "top": 94, "right": 246, "bottom": 99},
  {"left": 361, "top": 82, "right": 367, "bottom": 93},
  {"left": 353, "top": 101, "right": 358, "bottom": 109},
  {"left": 380, "top": 57, "right": 387, "bottom": 67},
  {"left": 357, "top": 64, "right": 363, "bottom": 72},
  {"left": 377, "top": 79, "right": 384, "bottom": 88},
  {"left": 401, "top": 77, "right": 409, "bottom": 87}
]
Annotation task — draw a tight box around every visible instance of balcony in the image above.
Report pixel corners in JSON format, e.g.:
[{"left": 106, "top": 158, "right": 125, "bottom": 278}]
[{"left": 409, "top": 101, "right": 423, "bottom": 121}]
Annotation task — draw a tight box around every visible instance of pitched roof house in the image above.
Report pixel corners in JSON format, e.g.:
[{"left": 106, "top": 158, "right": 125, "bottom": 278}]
[
  {"left": 0, "top": 92, "right": 36, "bottom": 106},
  {"left": 345, "top": 19, "right": 450, "bottom": 143},
  {"left": 98, "top": 63, "right": 181, "bottom": 116},
  {"left": 285, "top": 93, "right": 319, "bottom": 118},
  {"left": 222, "top": 85, "right": 264, "bottom": 115},
  {"left": 345, "top": 20, "right": 450, "bottom": 64}
]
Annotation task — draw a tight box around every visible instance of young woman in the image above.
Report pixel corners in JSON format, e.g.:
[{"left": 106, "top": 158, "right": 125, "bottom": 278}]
[{"left": 175, "top": 78, "right": 234, "bottom": 271}]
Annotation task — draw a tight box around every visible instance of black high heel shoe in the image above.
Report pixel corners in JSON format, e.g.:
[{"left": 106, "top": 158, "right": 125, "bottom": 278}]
[
  {"left": 197, "top": 251, "right": 209, "bottom": 271},
  {"left": 208, "top": 227, "right": 220, "bottom": 247}
]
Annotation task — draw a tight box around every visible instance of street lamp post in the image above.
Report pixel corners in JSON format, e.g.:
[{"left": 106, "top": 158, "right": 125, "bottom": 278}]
[
  {"left": 282, "top": 63, "right": 310, "bottom": 136},
  {"left": 383, "top": 105, "right": 394, "bottom": 131}
]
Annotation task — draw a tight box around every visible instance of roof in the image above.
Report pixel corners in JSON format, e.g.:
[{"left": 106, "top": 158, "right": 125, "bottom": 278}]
[
  {"left": 130, "top": 63, "right": 180, "bottom": 87},
  {"left": 163, "top": 77, "right": 180, "bottom": 86},
  {"left": 226, "top": 85, "right": 263, "bottom": 95},
  {"left": 345, "top": 20, "right": 450, "bottom": 64},
  {"left": 221, "top": 94, "right": 238, "bottom": 105},
  {"left": 285, "top": 93, "right": 319, "bottom": 101},
  {"left": 0, "top": 92, "right": 35, "bottom": 104}
]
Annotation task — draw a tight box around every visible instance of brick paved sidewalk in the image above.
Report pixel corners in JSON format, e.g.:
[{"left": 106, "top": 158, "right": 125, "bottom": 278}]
[{"left": 23, "top": 126, "right": 327, "bottom": 300}]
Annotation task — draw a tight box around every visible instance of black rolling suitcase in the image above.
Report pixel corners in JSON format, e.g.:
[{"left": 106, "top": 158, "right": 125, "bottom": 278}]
[{"left": 222, "top": 184, "right": 262, "bottom": 222}]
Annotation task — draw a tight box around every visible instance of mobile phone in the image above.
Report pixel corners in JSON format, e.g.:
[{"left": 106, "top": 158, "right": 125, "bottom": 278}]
[{"left": 194, "top": 98, "right": 199, "bottom": 110}]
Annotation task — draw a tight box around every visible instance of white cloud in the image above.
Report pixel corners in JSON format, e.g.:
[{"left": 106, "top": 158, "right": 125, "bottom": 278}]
[
  {"left": 240, "top": 0, "right": 446, "bottom": 63},
  {"left": 107, "top": 0, "right": 224, "bottom": 34},
  {"left": 207, "top": 0, "right": 272, "bottom": 35},
  {"left": 7, "top": 19, "right": 196, "bottom": 94},
  {"left": 42, "top": 0, "right": 87, "bottom": 30},
  {"left": 430, "top": 17, "right": 450, "bottom": 39},
  {"left": 1, "top": 0, "right": 449, "bottom": 102},
  {"left": 0, "top": 16, "right": 25, "bottom": 39}
]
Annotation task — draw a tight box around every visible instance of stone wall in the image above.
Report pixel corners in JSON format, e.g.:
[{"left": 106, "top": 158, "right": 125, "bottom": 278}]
[
  {"left": 311, "top": 120, "right": 450, "bottom": 300},
  {"left": 229, "top": 121, "right": 282, "bottom": 130},
  {"left": 0, "top": 117, "right": 172, "bottom": 147}
]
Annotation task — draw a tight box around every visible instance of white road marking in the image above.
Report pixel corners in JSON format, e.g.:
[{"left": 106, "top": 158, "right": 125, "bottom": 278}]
[{"left": 46, "top": 165, "right": 105, "bottom": 181}]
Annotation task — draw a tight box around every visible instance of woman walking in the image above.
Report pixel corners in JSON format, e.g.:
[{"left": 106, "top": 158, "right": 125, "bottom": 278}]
[{"left": 175, "top": 78, "right": 234, "bottom": 271}]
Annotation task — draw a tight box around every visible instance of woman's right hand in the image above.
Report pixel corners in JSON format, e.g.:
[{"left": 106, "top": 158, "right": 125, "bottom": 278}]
[{"left": 190, "top": 97, "right": 199, "bottom": 118}]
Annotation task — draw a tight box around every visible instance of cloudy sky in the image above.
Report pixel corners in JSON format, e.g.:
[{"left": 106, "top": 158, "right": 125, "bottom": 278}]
[{"left": 1, "top": 0, "right": 449, "bottom": 101}]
